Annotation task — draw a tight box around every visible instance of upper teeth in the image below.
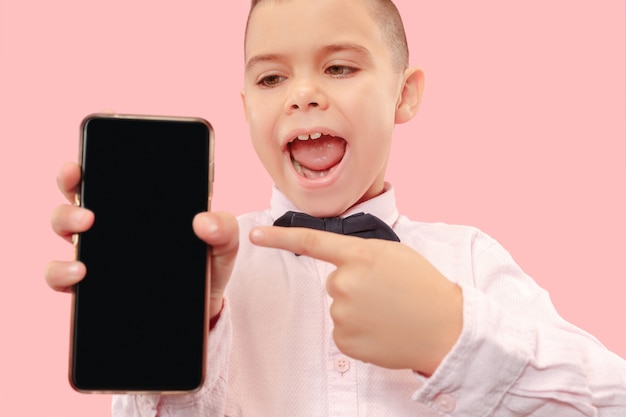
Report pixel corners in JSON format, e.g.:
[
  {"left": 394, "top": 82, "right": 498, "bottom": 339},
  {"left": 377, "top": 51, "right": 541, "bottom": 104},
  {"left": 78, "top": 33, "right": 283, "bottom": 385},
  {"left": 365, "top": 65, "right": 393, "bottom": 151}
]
[{"left": 297, "top": 132, "right": 322, "bottom": 141}]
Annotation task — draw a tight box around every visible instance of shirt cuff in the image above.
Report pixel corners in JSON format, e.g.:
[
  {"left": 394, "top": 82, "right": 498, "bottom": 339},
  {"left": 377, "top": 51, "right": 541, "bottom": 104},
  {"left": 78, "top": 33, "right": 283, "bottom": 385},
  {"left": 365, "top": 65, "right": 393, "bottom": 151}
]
[{"left": 412, "top": 283, "right": 533, "bottom": 415}]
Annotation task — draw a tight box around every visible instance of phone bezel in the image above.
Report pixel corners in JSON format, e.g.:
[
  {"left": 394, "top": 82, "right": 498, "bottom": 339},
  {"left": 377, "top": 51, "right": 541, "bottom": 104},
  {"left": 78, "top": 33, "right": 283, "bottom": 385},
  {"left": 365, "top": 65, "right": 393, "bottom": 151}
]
[{"left": 70, "top": 113, "right": 215, "bottom": 394}]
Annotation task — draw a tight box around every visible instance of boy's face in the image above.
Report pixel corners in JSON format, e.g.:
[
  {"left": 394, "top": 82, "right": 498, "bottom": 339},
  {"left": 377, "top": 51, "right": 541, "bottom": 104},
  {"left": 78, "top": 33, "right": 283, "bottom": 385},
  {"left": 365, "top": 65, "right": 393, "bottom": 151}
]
[{"left": 242, "top": 0, "right": 417, "bottom": 217}]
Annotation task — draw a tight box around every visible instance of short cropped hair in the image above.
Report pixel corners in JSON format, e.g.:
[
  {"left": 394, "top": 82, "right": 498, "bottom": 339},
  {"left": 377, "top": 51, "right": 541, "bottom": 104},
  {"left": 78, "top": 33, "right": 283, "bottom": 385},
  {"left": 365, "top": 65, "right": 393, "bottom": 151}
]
[{"left": 245, "top": 0, "right": 409, "bottom": 71}]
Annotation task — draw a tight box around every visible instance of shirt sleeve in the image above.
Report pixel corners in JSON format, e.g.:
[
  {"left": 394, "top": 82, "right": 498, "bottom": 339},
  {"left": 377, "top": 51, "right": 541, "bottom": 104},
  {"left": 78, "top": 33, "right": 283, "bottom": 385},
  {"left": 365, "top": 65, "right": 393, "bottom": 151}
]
[
  {"left": 111, "top": 299, "right": 233, "bottom": 417},
  {"left": 412, "top": 232, "right": 626, "bottom": 416}
]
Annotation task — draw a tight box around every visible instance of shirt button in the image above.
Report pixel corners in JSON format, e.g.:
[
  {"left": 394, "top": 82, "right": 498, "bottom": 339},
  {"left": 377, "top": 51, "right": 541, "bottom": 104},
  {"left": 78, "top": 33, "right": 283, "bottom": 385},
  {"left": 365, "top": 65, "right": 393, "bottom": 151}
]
[
  {"left": 433, "top": 393, "right": 456, "bottom": 413},
  {"left": 334, "top": 356, "right": 350, "bottom": 374}
]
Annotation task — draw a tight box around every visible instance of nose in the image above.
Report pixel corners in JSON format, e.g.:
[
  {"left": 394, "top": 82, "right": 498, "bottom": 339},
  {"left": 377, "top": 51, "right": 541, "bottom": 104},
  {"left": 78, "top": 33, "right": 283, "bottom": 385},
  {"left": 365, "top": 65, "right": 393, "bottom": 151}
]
[{"left": 284, "top": 76, "right": 329, "bottom": 114}]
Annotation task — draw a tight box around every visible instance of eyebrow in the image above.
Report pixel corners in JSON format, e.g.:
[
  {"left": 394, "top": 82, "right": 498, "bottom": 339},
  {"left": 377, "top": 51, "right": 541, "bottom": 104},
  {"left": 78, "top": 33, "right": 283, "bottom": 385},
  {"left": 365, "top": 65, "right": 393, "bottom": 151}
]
[
  {"left": 245, "top": 43, "right": 374, "bottom": 73},
  {"left": 245, "top": 53, "right": 287, "bottom": 73}
]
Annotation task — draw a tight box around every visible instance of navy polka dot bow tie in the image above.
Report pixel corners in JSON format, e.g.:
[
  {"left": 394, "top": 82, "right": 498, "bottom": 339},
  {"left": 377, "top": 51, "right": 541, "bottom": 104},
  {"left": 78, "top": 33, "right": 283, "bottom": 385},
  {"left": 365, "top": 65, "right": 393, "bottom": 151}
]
[{"left": 273, "top": 211, "right": 400, "bottom": 242}]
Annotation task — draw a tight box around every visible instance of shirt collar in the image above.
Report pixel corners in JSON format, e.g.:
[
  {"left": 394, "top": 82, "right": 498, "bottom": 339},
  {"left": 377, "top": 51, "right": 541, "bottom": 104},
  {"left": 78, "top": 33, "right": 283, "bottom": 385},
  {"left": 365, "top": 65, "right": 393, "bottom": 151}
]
[{"left": 268, "top": 182, "right": 399, "bottom": 229}]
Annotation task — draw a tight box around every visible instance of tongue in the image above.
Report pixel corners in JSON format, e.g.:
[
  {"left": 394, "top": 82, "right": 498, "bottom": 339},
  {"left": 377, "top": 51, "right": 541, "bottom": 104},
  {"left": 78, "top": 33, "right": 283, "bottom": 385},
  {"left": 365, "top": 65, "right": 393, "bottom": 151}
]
[{"left": 289, "top": 135, "right": 346, "bottom": 171}]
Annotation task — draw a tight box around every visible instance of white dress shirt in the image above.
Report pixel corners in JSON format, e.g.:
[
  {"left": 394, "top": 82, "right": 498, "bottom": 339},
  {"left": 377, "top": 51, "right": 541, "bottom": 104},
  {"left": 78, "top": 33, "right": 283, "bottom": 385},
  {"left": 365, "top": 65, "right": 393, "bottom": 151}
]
[{"left": 113, "top": 184, "right": 626, "bottom": 416}]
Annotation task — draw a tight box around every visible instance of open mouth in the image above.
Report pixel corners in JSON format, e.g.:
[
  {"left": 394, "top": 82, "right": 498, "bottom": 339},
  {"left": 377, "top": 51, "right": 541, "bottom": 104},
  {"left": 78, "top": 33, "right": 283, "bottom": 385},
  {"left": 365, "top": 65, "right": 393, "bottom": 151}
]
[{"left": 288, "top": 132, "right": 347, "bottom": 179}]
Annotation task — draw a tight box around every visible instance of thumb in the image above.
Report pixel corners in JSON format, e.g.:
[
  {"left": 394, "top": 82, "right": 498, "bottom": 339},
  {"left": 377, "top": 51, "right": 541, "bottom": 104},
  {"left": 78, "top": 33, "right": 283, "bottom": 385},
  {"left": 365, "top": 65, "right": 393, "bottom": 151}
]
[{"left": 193, "top": 211, "right": 239, "bottom": 317}]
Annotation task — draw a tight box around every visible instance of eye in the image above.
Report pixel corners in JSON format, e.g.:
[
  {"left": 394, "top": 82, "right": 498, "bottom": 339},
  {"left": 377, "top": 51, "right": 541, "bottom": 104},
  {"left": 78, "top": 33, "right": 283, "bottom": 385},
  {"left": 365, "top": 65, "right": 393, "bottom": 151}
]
[
  {"left": 325, "top": 65, "right": 357, "bottom": 77},
  {"left": 257, "top": 74, "right": 286, "bottom": 87}
]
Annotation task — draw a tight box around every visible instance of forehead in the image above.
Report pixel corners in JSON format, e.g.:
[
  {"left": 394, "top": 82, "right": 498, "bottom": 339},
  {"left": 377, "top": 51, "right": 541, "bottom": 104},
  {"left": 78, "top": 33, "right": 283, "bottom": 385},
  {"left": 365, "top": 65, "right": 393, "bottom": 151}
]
[{"left": 245, "top": 0, "right": 390, "bottom": 64}]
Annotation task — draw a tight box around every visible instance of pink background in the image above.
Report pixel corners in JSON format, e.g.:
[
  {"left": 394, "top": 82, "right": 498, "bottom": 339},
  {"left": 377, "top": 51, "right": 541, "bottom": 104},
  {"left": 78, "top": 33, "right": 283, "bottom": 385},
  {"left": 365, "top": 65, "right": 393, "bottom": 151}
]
[{"left": 1, "top": 1, "right": 624, "bottom": 415}]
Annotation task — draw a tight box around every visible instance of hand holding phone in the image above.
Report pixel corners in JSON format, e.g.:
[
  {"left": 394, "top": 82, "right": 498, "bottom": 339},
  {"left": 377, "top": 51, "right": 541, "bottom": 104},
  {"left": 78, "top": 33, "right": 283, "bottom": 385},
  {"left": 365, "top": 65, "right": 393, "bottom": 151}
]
[{"left": 70, "top": 114, "right": 214, "bottom": 393}]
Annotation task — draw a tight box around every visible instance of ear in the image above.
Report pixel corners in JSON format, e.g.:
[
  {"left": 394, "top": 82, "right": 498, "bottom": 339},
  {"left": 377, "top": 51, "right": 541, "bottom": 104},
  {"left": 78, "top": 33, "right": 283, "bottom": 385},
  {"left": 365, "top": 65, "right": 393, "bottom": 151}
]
[
  {"left": 394, "top": 67, "right": 424, "bottom": 124},
  {"left": 241, "top": 89, "right": 249, "bottom": 121}
]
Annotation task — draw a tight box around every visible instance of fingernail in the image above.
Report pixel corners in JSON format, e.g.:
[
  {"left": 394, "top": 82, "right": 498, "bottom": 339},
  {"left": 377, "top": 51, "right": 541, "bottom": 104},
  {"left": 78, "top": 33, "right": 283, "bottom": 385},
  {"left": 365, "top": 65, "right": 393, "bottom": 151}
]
[
  {"left": 250, "top": 228, "right": 264, "bottom": 242},
  {"left": 205, "top": 217, "right": 219, "bottom": 235},
  {"left": 72, "top": 209, "right": 88, "bottom": 224},
  {"left": 67, "top": 263, "right": 82, "bottom": 277}
]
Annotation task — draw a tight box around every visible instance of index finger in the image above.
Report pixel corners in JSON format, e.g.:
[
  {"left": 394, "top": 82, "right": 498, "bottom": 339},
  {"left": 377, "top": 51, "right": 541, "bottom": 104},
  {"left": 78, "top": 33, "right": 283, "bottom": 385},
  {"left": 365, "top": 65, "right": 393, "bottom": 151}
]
[
  {"left": 249, "top": 226, "right": 367, "bottom": 266},
  {"left": 56, "top": 161, "right": 82, "bottom": 203}
]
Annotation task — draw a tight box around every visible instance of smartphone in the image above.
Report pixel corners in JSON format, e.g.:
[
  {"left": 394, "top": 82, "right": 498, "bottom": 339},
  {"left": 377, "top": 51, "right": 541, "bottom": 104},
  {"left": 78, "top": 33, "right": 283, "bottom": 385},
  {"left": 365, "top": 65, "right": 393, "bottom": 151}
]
[{"left": 70, "top": 114, "right": 214, "bottom": 393}]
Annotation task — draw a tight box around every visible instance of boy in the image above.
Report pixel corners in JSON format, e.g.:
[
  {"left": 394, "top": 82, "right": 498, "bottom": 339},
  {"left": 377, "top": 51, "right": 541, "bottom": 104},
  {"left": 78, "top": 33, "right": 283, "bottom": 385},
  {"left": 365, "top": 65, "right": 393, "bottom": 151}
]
[{"left": 46, "top": 0, "right": 626, "bottom": 415}]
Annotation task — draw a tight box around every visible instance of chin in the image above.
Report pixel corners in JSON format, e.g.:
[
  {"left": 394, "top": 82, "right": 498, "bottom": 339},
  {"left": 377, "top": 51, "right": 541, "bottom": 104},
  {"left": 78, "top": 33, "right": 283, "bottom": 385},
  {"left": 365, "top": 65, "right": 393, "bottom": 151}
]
[
  {"left": 279, "top": 172, "right": 385, "bottom": 217},
  {"left": 291, "top": 190, "right": 361, "bottom": 218}
]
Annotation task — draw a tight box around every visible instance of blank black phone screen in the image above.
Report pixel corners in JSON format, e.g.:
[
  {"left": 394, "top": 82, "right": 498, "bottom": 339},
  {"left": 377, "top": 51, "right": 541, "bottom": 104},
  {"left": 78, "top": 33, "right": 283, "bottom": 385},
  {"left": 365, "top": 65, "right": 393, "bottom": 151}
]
[{"left": 71, "top": 116, "right": 212, "bottom": 392}]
